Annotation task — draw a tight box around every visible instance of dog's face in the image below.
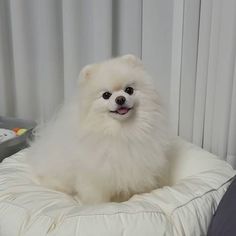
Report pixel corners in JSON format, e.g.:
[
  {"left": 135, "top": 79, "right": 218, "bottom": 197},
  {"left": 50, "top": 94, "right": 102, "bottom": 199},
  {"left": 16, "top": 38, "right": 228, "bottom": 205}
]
[
  {"left": 99, "top": 83, "right": 135, "bottom": 121},
  {"left": 78, "top": 55, "right": 160, "bottom": 126}
]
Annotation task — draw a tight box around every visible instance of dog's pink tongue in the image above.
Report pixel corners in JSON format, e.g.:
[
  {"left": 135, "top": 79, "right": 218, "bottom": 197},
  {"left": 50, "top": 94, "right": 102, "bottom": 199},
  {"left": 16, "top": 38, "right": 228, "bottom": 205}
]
[{"left": 117, "top": 107, "right": 129, "bottom": 115}]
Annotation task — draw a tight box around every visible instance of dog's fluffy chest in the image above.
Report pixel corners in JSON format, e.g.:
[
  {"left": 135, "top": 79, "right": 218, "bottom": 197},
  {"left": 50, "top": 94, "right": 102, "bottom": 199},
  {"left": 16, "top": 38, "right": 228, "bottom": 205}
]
[{"left": 77, "top": 135, "right": 166, "bottom": 193}]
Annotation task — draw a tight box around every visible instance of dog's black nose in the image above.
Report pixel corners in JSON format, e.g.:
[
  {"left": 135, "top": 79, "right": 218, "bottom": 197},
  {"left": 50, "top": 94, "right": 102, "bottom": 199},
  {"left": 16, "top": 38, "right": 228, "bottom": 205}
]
[{"left": 115, "top": 96, "right": 126, "bottom": 105}]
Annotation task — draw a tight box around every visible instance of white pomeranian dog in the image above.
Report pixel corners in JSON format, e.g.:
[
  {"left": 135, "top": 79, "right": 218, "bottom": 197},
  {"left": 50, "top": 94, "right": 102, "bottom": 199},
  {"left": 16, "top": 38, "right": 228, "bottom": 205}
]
[{"left": 27, "top": 55, "right": 171, "bottom": 204}]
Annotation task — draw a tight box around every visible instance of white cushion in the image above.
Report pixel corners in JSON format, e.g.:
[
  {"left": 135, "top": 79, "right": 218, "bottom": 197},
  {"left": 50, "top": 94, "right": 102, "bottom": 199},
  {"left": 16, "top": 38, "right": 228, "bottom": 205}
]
[{"left": 0, "top": 141, "right": 235, "bottom": 236}]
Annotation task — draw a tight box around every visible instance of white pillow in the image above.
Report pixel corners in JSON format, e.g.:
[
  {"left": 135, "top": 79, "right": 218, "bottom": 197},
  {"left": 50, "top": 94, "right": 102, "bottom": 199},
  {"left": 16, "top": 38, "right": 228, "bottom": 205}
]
[{"left": 0, "top": 140, "right": 234, "bottom": 236}]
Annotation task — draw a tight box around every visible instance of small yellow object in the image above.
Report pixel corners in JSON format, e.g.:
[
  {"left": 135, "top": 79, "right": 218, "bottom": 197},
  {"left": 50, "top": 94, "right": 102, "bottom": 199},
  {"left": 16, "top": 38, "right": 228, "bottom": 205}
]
[{"left": 16, "top": 128, "right": 27, "bottom": 136}]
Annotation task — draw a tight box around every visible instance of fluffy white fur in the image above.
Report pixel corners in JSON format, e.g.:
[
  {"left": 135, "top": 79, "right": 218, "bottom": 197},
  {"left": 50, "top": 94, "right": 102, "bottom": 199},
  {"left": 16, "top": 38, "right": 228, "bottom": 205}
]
[{"left": 27, "top": 55, "right": 170, "bottom": 204}]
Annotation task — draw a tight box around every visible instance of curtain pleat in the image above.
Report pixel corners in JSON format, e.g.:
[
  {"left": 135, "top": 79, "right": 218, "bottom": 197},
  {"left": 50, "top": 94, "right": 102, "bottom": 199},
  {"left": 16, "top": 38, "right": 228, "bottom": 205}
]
[
  {"left": 227, "top": 61, "right": 236, "bottom": 166},
  {"left": 62, "top": 0, "right": 113, "bottom": 100},
  {"left": 193, "top": 0, "right": 213, "bottom": 147},
  {"left": 142, "top": 0, "right": 174, "bottom": 105},
  {"left": 202, "top": 0, "right": 222, "bottom": 152},
  {"left": 83, "top": 0, "right": 113, "bottom": 62},
  {"left": 8, "top": 0, "right": 64, "bottom": 121},
  {"left": 112, "top": 0, "right": 142, "bottom": 57},
  {"left": 31, "top": 0, "right": 64, "bottom": 122},
  {"left": 9, "top": 0, "right": 39, "bottom": 120},
  {"left": 210, "top": 0, "right": 236, "bottom": 159},
  {"left": 178, "top": 0, "right": 201, "bottom": 141},
  {"left": 169, "top": 0, "right": 184, "bottom": 134},
  {"left": 62, "top": 0, "right": 83, "bottom": 100},
  {"left": 0, "top": 0, "right": 15, "bottom": 116}
]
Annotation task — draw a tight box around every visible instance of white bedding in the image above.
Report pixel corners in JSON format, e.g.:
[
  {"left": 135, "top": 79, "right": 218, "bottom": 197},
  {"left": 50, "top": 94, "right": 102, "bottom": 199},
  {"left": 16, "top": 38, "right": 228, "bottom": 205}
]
[{"left": 0, "top": 141, "right": 234, "bottom": 236}]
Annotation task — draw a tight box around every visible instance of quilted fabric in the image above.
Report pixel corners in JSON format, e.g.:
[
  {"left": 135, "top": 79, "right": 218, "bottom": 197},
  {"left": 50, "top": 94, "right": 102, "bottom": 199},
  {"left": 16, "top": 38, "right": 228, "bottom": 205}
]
[{"left": 0, "top": 142, "right": 235, "bottom": 236}]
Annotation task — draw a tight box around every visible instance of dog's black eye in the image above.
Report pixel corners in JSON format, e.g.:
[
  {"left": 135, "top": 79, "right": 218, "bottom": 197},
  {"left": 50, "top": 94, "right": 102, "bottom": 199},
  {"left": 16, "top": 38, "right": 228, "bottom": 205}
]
[
  {"left": 125, "top": 87, "right": 134, "bottom": 95},
  {"left": 102, "top": 92, "right": 112, "bottom": 100}
]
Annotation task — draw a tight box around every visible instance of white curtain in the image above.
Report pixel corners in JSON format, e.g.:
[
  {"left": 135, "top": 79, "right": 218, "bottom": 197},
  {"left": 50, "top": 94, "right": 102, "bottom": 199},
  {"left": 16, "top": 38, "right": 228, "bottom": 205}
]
[
  {"left": 198, "top": 0, "right": 236, "bottom": 166},
  {"left": 0, "top": 0, "right": 173, "bottom": 120},
  {"left": 170, "top": 0, "right": 236, "bottom": 165},
  {"left": 0, "top": 0, "right": 236, "bottom": 166}
]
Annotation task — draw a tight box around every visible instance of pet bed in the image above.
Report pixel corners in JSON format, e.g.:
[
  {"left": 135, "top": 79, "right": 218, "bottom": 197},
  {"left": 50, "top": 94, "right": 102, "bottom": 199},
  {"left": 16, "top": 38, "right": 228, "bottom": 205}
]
[{"left": 0, "top": 140, "right": 235, "bottom": 236}]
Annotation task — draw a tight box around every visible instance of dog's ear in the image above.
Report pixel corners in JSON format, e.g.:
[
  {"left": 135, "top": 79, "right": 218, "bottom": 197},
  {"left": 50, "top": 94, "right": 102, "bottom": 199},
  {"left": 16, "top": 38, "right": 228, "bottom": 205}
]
[
  {"left": 78, "top": 63, "right": 99, "bottom": 85},
  {"left": 121, "top": 54, "right": 143, "bottom": 68},
  {"left": 79, "top": 64, "right": 95, "bottom": 80}
]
